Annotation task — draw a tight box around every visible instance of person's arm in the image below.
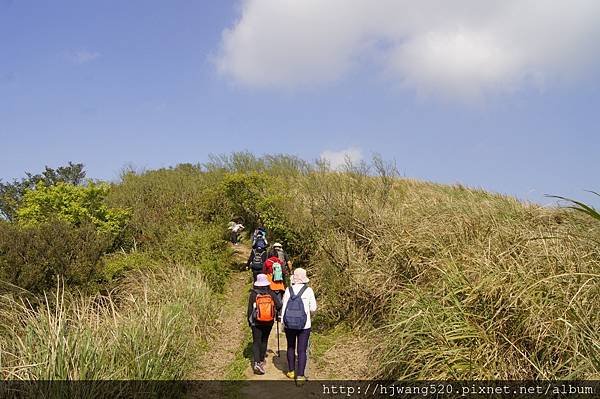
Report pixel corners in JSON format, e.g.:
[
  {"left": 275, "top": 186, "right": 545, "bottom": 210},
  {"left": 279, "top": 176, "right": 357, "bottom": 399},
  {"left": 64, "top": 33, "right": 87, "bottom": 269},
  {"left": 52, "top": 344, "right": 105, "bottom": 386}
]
[
  {"left": 247, "top": 290, "right": 255, "bottom": 324},
  {"left": 307, "top": 287, "right": 317, "bottom": 313},
  {"left": 246, "top": 251, "right": 253, "bottom": 270}
]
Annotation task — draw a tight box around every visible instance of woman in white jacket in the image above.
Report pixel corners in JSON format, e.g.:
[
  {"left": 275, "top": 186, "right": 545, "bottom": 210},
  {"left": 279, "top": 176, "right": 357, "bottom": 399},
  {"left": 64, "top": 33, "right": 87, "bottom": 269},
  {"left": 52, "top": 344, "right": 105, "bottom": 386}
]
[{"left": 281, "top": 268, "right": 317, "bottom": 385}]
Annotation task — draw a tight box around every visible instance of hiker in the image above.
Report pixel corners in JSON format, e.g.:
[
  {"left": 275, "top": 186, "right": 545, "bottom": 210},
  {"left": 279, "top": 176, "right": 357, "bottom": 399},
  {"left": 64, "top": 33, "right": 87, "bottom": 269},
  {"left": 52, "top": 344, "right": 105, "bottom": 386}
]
[
  {"left": 281, "top": 268, "right": 317, "bottom": 386},
  {"left": 228, "top": 221, "right": 244, "bottom": 245},
  {"left": 252, "top": 226, "right": 268, "bottom": 249},
  {"left": 246, "top": 243, "right": 268, "bottom": 282},
  {"left": 263, "top": 254, "right": 289, "bottom": 303},
  {"left": 268, "top": 242, "right": 292, "bottom": 274},
  {"left": 247, "top": 273, "right": 283, "bottom": 375}
]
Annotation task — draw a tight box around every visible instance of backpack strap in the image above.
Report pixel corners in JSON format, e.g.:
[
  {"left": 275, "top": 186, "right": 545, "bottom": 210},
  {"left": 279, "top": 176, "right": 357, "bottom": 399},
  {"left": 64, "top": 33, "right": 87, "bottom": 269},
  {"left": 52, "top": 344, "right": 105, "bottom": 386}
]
[{"left": 290, "top": 284, "right": 308, "bottom": 300}]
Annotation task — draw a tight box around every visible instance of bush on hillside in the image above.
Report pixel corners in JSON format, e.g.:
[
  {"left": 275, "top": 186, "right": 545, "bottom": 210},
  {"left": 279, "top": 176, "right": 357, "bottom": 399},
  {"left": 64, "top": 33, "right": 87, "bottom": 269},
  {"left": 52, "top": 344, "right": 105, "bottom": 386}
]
[
  {"left": 204, "top": 151, "right": 309, "bottom": 177},
  {"left": 102, "top": 251, "right": 161, "bottom": 281},
  {"left": 155, "top": 224, "right": 232, "bottom": 292},
  {"left": 17, "top": 182, "right": 130, "bottom": 237},
  {"left": 107, "top": 165, "right": 223, "bottom": 247},
  {"left": 0, "top": 162, "right": 86, "bottom": 221},
  {"left": 0, "top": 221, "right": 111, "bottom": 293}
]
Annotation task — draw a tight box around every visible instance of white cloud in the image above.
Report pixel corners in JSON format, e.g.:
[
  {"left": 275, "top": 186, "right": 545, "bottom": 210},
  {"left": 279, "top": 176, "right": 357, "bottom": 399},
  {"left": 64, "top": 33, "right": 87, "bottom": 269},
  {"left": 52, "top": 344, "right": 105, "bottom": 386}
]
[
  {"left": 70, "top": 50, "right": 101, "bottom": 64},
  {"left": 216, "top": 0, "right": 600, "bottom": 99},
  {"left": 320, "top": 147, "right": 363, "bottom": 170}
]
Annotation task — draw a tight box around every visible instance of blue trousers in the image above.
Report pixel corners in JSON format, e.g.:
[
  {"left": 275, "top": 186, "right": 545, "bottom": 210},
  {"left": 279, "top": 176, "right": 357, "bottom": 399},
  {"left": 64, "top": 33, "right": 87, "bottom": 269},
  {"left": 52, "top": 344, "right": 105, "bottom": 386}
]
[{"left": 285, "top": 328, "right": 311, "bottom": 376}]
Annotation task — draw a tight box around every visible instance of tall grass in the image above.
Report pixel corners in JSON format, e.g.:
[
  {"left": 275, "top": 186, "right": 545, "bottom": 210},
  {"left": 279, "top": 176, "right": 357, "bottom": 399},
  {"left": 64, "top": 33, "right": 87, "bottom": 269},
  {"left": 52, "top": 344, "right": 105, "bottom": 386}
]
[
  {"left": 0, "top": 266, "right": 218, "bottom": 381},
  {"left": 287, "top": 167, "right": 600, "bottom": 379}
]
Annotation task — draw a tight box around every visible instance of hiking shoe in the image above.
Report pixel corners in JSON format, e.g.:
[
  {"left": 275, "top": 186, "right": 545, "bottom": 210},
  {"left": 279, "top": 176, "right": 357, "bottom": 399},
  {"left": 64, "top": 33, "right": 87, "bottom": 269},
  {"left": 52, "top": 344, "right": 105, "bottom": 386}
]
[
  {"left": 295, "top": 376, "right": 306, "bottom": 386},
  {"left": 253, "top": 362, "right": 265, "bottom": 375},
  {"left": 286, "top": 370, "right": 295, "bottom": 379}
]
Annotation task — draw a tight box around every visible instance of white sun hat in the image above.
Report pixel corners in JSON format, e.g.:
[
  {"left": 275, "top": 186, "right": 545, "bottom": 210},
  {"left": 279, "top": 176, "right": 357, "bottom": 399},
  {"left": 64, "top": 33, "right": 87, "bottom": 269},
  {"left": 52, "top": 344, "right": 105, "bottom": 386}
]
[
  {"left": 292, "top": 268, "right": 309, "bottom": 284},
  {"left": 254, "top": 274, "right": 270, "bottom": 287}
]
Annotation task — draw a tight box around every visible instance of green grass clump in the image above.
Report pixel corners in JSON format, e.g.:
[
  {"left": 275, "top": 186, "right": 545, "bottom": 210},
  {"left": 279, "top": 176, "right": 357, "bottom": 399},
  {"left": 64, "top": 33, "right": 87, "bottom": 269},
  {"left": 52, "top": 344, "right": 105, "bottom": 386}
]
[
  {"left": 101, "top": 251, "right": 160, "bottom": 280},
  {"left": 225, "top": 329, "right": 253, "bottom": 380}
]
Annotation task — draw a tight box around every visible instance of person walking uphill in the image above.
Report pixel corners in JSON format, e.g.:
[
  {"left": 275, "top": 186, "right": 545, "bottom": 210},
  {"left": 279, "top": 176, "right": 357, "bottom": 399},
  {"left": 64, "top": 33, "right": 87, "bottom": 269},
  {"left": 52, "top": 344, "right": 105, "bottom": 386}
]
[
  {"left": 263, "top": 254, "right": 289, "bottom": 302},
  {"left": 252, "top": 226, "right": 268, "bottom": 249},
  {"left": 247, "top": 274, "right": 283, "bottom": 375},
  {"left": 268, "top": 242, "right": 292, "bottom": 275},
  {"left": 281, "top": 268, "right": 317, "bottom": 386},
  {"left": 246, "top": 243, "right": 268, "bottom": 282},
  {"left": 228, "top": 221, "right": 244, "bottom": 245}
]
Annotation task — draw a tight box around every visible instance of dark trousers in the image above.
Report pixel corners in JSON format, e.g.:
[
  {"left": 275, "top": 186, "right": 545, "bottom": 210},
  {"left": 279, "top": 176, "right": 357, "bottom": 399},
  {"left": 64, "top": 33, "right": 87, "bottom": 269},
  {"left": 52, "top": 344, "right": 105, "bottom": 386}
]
[
  {"left": 230, "top": 231, "right": 238, "bottom": 244},
  {"left": 252, "top": 270, "right": 261, "bottom": 282},
  {"left": 285, "top": 328, "right": 311, "bottom": 376},
  {"left": 251, "top": 324, "right": 273, "bottom": 363}
]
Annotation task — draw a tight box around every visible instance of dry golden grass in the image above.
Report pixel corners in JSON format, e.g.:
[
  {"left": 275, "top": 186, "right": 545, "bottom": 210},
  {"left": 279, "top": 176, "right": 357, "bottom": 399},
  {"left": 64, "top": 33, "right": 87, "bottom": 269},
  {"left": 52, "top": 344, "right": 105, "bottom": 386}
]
[{"left": 287, "top": 171, "right": 599, "bottom": 379}]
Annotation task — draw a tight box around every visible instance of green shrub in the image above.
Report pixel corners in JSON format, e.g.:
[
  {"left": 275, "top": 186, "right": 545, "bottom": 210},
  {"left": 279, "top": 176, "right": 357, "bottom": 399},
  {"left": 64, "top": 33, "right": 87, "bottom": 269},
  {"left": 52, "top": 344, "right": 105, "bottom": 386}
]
[
  {"left": 0, "top": 162, "right": 86, "bottom": 221},
  {"left": 101, "top": 251, "right": 160, "bottom": 281},
  {"left": 17, "top": 182, "right": 130, "bottom": 236},
  {"left": 155, "top": 224, "right": 233, "bottom": 292},
  {"left": 106, "top": 165, "right": 214, "bottom": 247},
  {"left": 0, "top": 221, "right": 111, "bottom": 293}
]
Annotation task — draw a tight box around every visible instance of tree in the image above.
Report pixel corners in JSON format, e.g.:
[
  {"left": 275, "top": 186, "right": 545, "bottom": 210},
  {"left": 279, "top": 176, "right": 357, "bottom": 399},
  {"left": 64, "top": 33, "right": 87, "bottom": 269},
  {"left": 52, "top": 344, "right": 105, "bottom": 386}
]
[
  {"left": 0, "top": 162, "right": 85, "bottom": 221},
  {"left": 16, "top": 181, "right": 130, "bottom": 236}
]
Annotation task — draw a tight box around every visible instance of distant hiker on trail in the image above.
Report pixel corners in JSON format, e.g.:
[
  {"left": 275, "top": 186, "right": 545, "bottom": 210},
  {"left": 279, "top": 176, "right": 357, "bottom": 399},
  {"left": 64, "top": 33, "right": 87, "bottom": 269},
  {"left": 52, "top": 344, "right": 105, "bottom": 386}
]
[
  {"left": 228, "top": 221, "right": 244, "bottom": 245},
  {"left": 252, "top": 226, "right": 268, "bottom": 249},
  {"left": 246, "top": 243, "right": 268, "bottom": 282},
  {"left": 247, "top": 273, "right": 283, "bottom": 375},
  {"left": 263, "top": 255, "right": 289, "bottom": 302},
  {"left": 281, "top": 268, "right": 317, "bottom": 386},
  {"left": 268, "top": 242, "right": 292, "bottom": 274}
]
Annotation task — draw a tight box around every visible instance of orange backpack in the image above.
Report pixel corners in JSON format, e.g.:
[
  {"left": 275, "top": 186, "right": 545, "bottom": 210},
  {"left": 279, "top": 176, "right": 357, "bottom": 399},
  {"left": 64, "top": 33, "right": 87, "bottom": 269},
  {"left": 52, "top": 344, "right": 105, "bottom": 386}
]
[{"left": 255, "top": 292, "right": 275, "bottom": 323}]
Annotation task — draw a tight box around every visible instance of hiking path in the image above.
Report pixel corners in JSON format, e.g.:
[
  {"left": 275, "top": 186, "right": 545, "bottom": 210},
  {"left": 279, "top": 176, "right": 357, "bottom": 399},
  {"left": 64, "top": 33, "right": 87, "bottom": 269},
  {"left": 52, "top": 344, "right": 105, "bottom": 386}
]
[{"left": 192, "top": 241, "right": 368, "bottom": 397}]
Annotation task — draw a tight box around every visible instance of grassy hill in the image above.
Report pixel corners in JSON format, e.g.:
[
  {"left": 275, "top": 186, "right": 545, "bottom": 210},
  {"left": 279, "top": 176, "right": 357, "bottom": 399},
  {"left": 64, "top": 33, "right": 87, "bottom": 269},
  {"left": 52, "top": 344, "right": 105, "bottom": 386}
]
[{"left": 0, "top": 153, "right": 598, "bottom": 381}]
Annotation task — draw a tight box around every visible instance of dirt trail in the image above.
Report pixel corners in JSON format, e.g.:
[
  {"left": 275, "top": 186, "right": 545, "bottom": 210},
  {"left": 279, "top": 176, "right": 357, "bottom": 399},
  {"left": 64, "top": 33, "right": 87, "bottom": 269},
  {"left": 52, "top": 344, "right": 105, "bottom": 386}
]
[
  {"left": 191, "top": 242, "right": 365, "bottom": 396},
  {"left": 192, "top": 243, "right": 251, "bottom": 379},
  {"left": 243, "top": 320, "right": 288, "bottom": 380}
]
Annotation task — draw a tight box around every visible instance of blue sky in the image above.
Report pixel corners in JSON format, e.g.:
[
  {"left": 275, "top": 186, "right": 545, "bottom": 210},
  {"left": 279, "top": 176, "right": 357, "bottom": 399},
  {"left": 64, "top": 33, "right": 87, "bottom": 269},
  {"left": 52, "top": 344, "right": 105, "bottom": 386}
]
[{"left": 1, "top": 0, "right": 599, "bottom": 206}]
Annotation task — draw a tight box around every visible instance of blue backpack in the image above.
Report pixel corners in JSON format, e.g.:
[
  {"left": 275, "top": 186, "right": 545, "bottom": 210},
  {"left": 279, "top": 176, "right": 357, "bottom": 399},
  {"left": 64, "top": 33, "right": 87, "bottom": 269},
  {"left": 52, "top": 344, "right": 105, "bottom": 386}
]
[
  {"left": 253, "top": 230, "right": 267, "bottom": 249},
  {"left": 254, "top": 236, "right": 266, "bottom": 249},
  {"left": 283, "top": 285, "right": 308, "bottom": 330}
]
